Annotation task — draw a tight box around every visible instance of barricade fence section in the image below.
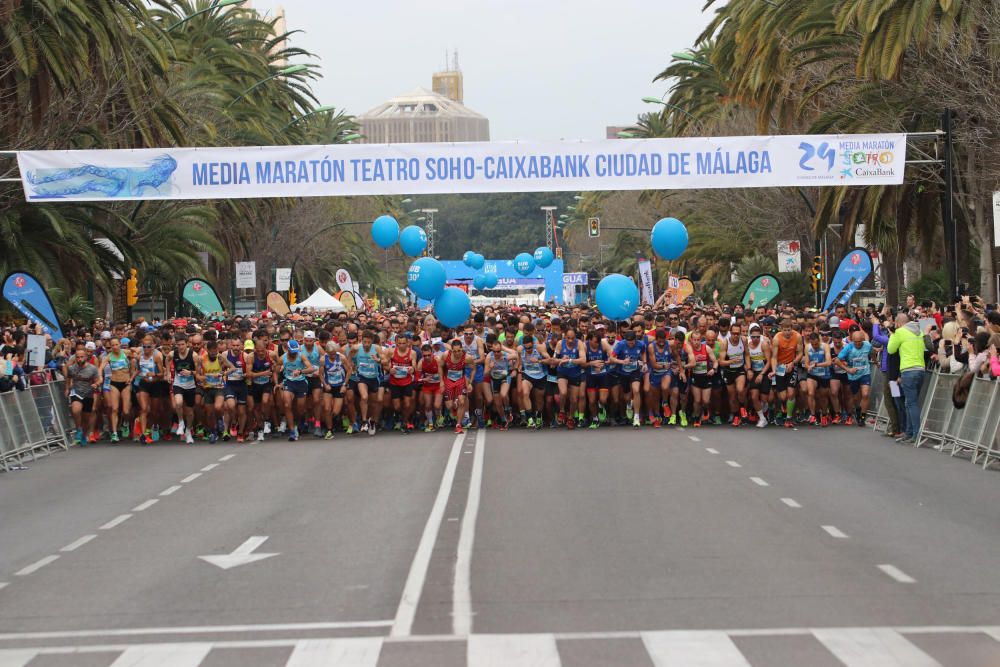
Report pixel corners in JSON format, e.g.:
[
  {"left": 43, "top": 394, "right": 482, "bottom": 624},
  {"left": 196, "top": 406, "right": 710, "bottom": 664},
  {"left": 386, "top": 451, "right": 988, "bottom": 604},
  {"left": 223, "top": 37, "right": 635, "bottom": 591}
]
[{"left": 0, "top": 373, "right": 71, "bottom": 471}]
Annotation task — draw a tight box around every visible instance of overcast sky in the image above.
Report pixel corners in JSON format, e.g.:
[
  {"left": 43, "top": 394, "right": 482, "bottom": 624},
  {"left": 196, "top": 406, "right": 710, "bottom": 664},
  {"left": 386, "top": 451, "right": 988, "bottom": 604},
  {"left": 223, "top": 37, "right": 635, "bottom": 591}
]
[{"left": 247, "top": 0, "right": 714, "bottom": 141}]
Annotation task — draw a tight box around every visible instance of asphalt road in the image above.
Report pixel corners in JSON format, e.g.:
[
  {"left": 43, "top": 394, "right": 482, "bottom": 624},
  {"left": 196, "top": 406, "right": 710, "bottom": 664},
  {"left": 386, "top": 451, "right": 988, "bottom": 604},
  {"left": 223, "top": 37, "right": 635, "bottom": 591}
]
[{"left": 0, "top": 422, "right": 998, "bottom": 666}]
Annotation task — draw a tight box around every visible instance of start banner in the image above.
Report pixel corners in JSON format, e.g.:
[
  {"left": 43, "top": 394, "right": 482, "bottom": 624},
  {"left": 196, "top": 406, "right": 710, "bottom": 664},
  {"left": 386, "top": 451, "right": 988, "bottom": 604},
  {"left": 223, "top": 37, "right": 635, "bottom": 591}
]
[{"left": 16, "top": 134, "right": 906, "bottom": 202}]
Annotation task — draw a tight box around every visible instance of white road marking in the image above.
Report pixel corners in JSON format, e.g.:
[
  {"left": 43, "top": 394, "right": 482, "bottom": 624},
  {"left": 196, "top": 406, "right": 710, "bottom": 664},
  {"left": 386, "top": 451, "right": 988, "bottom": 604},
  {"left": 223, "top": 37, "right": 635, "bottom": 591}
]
[
  {"left": 218, "top": 454, "right": 236, "bottom": 461},
  {"left": 100, "top": 514, "right": 132, "bottom": 530},
  {"left": 642, "top": 630, "right": 751, "bottom": 666},
  {"left": 726, "top": 460, "right": 742, "bottom": 468},
  {"left": 689, "top": 435, "right": 701, "bottom": 442},
  {"left": 780, "top": 498, "right": 802, "bottom": 508},
  {"left": 454, "top": 429, "right": 486, "bottom": 636},
  {"left": 109, "top": 642, "right": 213, "bottom": 667},
  {"left": 285, "top": 637, "right": 383, "bottom": 667},
  {"left": 198, "top": 536, "right": 278, "bottom": 570},
  {"left": 200, "top": 463, "right": 218, "bottom": 472},
  {"left": 705, "top": 448, "right": 719, "bottom": 454},
  {"left": 391, "top": 432, "right": 466, "bottom": 637},
  {"left": 750, "top": 477, "right": 769, "bottom": 486},
  {"left": 159, "top": 485, "right": 182, "bottom": 496},
  {"left": 822, "top": 525, "right": 849, "bottom": 538},
  {"left": 468, "top": 634, "right": 560, "bottom": 667},
  {"left": 0, "top": 621, "right": 394, "bottom": 642},
  {"left": 132, "top": 499, "right": 159, "bottom": 512},
  {"left": 984, "top": 627, "right": 1000, "bottom": 642},
  {"left": 14, "top": 555, "right": 59, "bottom": 577},
  {"left": 878, "top": 564, "right": 916, "bottom": 583},
  {"left": 0, "top": 649, "right": 36, "bottom": 667},
  {"left": 179, "top": 473, "right": 201, "bottom": 484},
  {"left": 60, "top": 535, "right": 97, "bottom": 552},
  {"left": 0, "top": 583, "right": 6, "bottom": 592},
  {"left": 812, "top": 628, "right": 940, "bottom": 666}
]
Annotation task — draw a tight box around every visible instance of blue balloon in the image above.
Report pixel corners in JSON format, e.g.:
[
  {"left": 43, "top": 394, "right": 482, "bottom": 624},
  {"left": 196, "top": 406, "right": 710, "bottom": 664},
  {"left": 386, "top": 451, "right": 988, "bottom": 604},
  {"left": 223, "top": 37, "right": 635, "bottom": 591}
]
[
  {"left": 513, "top": 252, "right": 536, "bottom": 276},
  {"left": 399, "top": 225, "right": 427, "bottom": 257},
  {"left": 472, "top": 274, "right": 487, "bottom": 290},
  {"left": 650, "top": 217, "right": 688, "bottom": 260},
  {"left": 434, "top": 287, "right": 472, "bottom": 328},
  {"left": 371, "top": 214, "right": 399, "bottom": 249},
  {"left": 483, "top": 272, "right": 498, "bottom": 288},
  {"left": 407, "top": 257, "right": 447, "bottom": 300},
  {"left": 463, "top": 251, "right": 476, "bottom": 266},
  {"left": 533, "top": 246, "right": 554, "bottom": 268},
  {"left": 595, "top": 273, "right": 640, "bottom": 321},
  {"left": 469, "top": 253, "right": 485, "bottom": 270}
]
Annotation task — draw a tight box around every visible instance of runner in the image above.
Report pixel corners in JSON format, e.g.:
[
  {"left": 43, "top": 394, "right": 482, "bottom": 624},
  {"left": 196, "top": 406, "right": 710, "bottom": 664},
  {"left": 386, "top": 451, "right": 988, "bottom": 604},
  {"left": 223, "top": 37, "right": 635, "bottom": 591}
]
[
  {"left": 483, "top": 335, "right": 516, "bottom": 429},
  {"left": 769, "top": 319, "right": 802, "bottom": 429},
  {"left": 836, "top": 329, "right": 873, "bottom": 427},
  {"left": 645, "top": 329, "right": 673, "bottom": 427},
  {"left": 275, "top": 339, "right": 314, "bottom": 442},
  {"left": 555, "top": 325, "right": 586, "bottom": 428},
  {"left": 320, "top": 343, "right": 349, "bottom": 439},
  {"left": 746, "top": 324, "right": 771, "bottom": 428},
  {"left": 385, "top": 334, "right": 417, "bottom": 433},
  {"left": 170, "top": 334, "right": 199, "bottom": 444},
  {"left": 100, "top": 336, "right": 131, "bottom": 443},
  {"left": 803, "top": 331, "right": 833, "bottom": 426},
  {"left": 443, "top": 338, "right": 472, "bottom": 433},
  {"left": 718, "top": 322, "right": 748, "bottom": 426},
  {"left": 417, "top": 343, "right": 444, "bottom": 432},
  {"left": 517, "top": 334, "right": 551, "bottom": 429},
  {"left": 133, "top": 334, "right": 165, "bottom": 444},
  {"left": 611, "top": 330, "right": 646, "bottom": 428}
]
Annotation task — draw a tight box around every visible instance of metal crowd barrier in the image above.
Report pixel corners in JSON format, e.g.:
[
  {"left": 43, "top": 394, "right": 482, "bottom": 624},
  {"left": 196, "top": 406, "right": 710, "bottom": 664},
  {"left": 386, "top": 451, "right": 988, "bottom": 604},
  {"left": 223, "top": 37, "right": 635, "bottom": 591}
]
[
  {"left": 911, "top": 368, "right": 1000, "bottom": 470},
  {"left": 0, "top": 373, "right": 71, "bottom": 472}
]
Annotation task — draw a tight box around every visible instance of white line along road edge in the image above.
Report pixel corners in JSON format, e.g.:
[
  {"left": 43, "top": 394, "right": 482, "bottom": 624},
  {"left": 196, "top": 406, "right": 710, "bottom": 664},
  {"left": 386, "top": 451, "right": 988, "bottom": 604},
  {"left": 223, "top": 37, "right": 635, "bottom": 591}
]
[
  {"left": 454, "top": 429, "right": 486, "bottom": 636},
  {"left": 391, "top": 431, "right": 466, "bottom": 637}
]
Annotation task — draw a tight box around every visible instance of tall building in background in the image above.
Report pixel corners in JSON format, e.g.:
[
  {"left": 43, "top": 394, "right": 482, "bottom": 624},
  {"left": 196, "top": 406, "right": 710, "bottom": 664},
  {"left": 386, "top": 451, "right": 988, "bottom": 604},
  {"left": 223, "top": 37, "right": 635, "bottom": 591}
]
[
  {"left": 243, "top": 2, "right": 288, "bottom": 67},
  {"left": 606, "top": 126, "right": 629, "bottom": 139},
  {"left": 432, "top": 50, "right": 464, "bottom": 103},
  {"left": 358, "top": 52, "right": 489, "bottom": 144}
]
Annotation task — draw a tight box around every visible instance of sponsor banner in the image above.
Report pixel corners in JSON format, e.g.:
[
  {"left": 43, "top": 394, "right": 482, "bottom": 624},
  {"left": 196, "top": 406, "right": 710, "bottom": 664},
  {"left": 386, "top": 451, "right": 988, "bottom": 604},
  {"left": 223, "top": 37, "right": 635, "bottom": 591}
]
[
  {"left": 823, "top": 247, "right": 874, "bottom": 311},
  {"left": 440, "top": 259, "right": 564, "bottom": 304},
  {"left": 563, "top": 272, "right": 588, "bottom": 286},
  {"left": 265, "top": 291, "right": 290, "bottom": 316},
  {"left": 741, "top": 274, "right": 781, "bottom": 308},
  {"left": 676, "top": 278, "right": 695, "bottom": 304},
  {"left": 274, "top": 268, "right": 291, "bottom": 292},
  {"left": 2, "top": 271, "right": 63, "bottom": 341},
  {"left": 663, "top": 275, "right": 695, "bottom": 306},
  {"left": 335, "top": 268, "right": 355, "bottom": 293},
  {"left": 777, "top": 240, "right": 801, "bottom": 273},
  {"left": 637, "top": 258, "right": 655, "bottom": 305},
  {"left": 335, "top": 290, "right": 367, "bottom": 313},
  {"left": 16, "top": 134, "right": 906, "bottom": 202},
  {"left": 234, "top": 261, "right": 256, "bottom": 289},
  {"left": 182, "top": 278, "right": 225, "bottom": 317}
]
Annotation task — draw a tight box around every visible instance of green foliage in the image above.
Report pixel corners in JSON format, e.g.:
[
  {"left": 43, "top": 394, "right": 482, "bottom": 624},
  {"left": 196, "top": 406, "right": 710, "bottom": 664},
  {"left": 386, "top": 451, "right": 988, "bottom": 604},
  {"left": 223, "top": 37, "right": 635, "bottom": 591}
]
[
  {"left": 404, "top": 192, "right": 578, "bottom": 260},
  {"left": 909, "top": 269, "right": 950, "bottom": 305}
]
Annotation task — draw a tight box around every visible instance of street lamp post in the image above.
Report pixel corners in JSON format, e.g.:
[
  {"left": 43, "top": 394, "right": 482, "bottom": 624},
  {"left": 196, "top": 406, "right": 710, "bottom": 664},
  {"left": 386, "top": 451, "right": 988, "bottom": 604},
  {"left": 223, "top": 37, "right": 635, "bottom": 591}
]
[
  {"left": 166, "top": 0, "right": 246, "bottom": 31},
  {"left": 226, "top": 65, "right": 308, "bottom": 109},
  {"left": 279, "top": 105, "right": 335, "bottom": 133}
]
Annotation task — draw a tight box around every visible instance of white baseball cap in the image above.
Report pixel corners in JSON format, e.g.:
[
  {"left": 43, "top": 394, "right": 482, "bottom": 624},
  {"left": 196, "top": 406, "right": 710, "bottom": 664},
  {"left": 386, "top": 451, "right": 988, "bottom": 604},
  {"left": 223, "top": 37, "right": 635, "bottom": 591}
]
[{"left": 303, "top": 331, "right": 316, "bottom": 340}]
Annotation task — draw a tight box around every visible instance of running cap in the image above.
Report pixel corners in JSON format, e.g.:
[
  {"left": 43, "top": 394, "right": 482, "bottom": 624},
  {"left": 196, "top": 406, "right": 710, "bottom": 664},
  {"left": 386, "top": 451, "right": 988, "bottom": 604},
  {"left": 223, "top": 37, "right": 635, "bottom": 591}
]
[
  {"left": 121, "top": 337, "right": 130, "bottom": 345},
  {"left": 303, "top": 331, "right": 316, "bottom": 340},
  {"left": 287, "top": 340, "right": 300, "bottom": 353},
  {"left": 85, "top": 341, "right": 96, "bottom": 350},
  {"left": 100, "top": 330, "right": 111, "bottom": 340},
  {"left": 243, "top": 340, "right": 254, "bottom": 350}
]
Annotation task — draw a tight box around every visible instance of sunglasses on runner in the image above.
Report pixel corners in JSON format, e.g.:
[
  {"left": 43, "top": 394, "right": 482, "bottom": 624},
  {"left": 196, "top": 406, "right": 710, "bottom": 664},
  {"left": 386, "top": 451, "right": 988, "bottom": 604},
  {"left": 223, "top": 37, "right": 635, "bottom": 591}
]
[{"left": 143, "top": 344, "right": 153, "bottom": 348}]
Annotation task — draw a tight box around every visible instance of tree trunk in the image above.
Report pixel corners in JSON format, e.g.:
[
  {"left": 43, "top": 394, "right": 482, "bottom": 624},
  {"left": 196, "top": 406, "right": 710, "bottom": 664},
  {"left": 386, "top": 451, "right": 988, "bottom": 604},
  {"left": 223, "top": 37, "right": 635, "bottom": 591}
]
[
  {"left": 976, "top": 195, "right": 996, "bottom": 301},
  {"left": 882, "top": 244, "right": 900, "bottom": 306}
]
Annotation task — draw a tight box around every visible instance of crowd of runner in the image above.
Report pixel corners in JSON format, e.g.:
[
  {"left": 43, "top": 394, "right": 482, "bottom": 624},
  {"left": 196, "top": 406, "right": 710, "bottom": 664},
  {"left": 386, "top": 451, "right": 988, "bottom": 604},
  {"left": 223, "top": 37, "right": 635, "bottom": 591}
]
[{"left": 2, "top": 294, "right": 999, "bottom": 446}]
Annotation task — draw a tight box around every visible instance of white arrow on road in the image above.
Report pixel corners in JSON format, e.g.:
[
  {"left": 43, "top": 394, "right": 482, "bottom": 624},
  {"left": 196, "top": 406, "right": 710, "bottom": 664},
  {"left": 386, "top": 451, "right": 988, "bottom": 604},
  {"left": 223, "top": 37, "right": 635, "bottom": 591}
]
[{"left": 198, "top": 536, "right": 279, "bottom": 570}]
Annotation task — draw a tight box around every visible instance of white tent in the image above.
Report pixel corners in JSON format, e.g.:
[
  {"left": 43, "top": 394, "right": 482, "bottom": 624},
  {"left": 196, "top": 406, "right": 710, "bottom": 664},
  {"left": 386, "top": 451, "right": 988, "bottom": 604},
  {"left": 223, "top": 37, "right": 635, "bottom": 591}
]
[{"left": 292, "top": 288, "right": 346, "bottom": 312}]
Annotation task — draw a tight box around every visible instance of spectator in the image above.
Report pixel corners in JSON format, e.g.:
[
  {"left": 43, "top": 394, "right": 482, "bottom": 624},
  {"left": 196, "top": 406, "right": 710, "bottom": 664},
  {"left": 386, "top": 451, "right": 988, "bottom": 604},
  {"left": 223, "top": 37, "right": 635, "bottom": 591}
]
[
  {"left": 888, "top": 313, "right": 927, "bottom": 444},
  {"left": 870, "top": 315, "right": 902, "bottom": 438}
]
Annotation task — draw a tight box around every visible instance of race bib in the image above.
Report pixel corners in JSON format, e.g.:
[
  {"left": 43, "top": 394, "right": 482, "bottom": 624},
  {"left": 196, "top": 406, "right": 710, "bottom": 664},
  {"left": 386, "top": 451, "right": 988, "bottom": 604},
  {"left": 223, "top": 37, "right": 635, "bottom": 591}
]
[
  {"left": 775, "top": 364, "right": 786, "bottom": 377},
  {"left": 447, "top": 369, "right": 464, "bottom": 382}
]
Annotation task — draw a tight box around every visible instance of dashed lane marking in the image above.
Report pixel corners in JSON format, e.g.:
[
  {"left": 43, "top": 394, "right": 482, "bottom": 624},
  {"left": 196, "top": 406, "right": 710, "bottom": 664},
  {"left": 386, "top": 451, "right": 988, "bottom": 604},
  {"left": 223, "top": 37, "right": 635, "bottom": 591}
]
[
  {"left": 159, "top": 485, "right": 182, "bottom": 496},
  {"left": 750, "top": 477, "right": 769, "bottom": 486},
  {"left": 780, "top": 498, "right": 802, "bottom": 508},
  {"left": 132, "top": 499, "right": 158, "bottom": 512},
  {"left": 60, "top": 535, "right": 97, "bottom": 552},
  {"left": 14, "top": 555, "right": 59, "bottom": 577},
  {"left": 99, "top": 514, "right": 132, "bottom": 530},
  {"left": 878, "top": 564, "right": 916, "bottom": 583},
  {"left": 822, "top": 525, "right": 849, "bottom": 539}
]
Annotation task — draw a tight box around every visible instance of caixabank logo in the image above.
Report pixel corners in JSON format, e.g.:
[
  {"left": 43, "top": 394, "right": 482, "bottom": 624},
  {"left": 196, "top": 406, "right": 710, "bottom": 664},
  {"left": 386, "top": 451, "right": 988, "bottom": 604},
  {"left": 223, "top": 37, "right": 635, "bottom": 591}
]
[{"left": 796, "top": 138, "right": 897, "bottom": 182}]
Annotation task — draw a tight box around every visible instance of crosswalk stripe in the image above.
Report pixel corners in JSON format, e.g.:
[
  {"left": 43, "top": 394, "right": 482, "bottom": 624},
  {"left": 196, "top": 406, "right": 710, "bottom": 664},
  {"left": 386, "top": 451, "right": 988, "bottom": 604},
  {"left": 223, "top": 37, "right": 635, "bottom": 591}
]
[
  {"left": 641, "top": 631, "right": 751, "bottom": 666},
  {"left": 0, "top": 650, "right": 37, "bottom": 667},
  {"left": 811, "top": 629, "right": 942, "bottom": 666},
  {"left": 108, "top": 643, "right": 212, "bottom": 667},
  {"left": 284, "top": 638, "right": 383, "bottom": 667},
  {"left": 468, "top": 634, "right": 561, "bottom": 666}
]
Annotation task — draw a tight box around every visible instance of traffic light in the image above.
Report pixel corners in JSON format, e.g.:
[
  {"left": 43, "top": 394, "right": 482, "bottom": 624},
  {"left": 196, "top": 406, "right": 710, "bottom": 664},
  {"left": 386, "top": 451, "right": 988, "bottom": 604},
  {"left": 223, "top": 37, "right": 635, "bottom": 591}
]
[
  {"left": 555, "top": 247, "right": 563, "bottom": 260},
  {"left": 288, "top": 287, "right": 296, "bottom": 306},
  {"left": 588, "top": 217, "right": 601, "bottom": 238},
  {"left": 811, "top": 255, "right": 823, "bottom": 291},
  {"left": 126, "top": 268, "right": 138, "bottom": 306}
]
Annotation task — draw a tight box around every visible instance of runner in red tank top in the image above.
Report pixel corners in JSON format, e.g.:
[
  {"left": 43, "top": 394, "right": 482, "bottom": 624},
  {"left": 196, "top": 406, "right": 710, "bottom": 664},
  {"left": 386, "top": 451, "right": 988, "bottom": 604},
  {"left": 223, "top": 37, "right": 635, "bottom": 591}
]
[
  {"left": 416, "top": 343, "right": 444, "bottom": 432},
  {"left": 385, "top": 335, "right": 416, "bottom": 432}
]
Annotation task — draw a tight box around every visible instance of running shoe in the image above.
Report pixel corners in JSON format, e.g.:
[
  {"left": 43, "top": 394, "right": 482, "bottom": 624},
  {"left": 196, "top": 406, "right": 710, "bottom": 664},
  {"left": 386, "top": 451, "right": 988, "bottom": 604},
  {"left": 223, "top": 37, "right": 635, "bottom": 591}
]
[
  {"left": 632, "top": 414, "right": 641, "bottom": 428},
  {"left": 739, "top": 407, "right": 748, "bottom": 419},
  {"left": 832, "top": 413, "right": 842, "bottom": 425},
  {"left": 693, "top": 419, "right": 702, "bottom": 428},
  {"left": 144, "top": 433, "right": 153, "bottom": 445},
  {"left": 662, "top": 404, "right": 672, "bottom": 418},
  {"left": 324, "top": 430, "right": 334, "bottom": 440},
  {"left": 110, "top": 432, "right": 120, "bottom": 443},
  {"left": 256, "top": 431, "right": 264, "bottom": 442},
  {"left": 222, "top": 431, "right": 230, "bottom": 442},
  {"left": 821, "top": 415, "right": 830, "bottom": 427},
  {"left": 589, "top": 419, "right": 599, "bottom": 429},
  {"left": 783, "top": 421, "right": 794, "bottom": 429},
  {"left": 187, "top": 430, "right": 196, "bottom": 444},
  {"left": 424, "top": 423, "right": 435, "bottom": 433},
  {"left": 236, "top": 434, "right": 244, "bottom": 444},
  {"left": 175, "top": 420, "right": 186, "bottom": 436},
  {"left": 731, "top": 416, "right": 741, "bottom": 427},
  {"left": 360, "top": 421, "right": 369, "bottom": 434},
  {"left": 436, "top": 414, "right": 445, "bottom": 428},
  {"left": 151, "top": 426, "right": 160, "bottom": 442},
  {"left": 756, "top": 416, "right": 767, "bottom": 429},
  {"left": 277, "top": 420, "right": 287, "bottom": 434},
  {"left": 845, "top": 415, "right": 854, "bottom": 426},
  {"left": 88, "top": 431, "right": 99, "bottom": 444},
  {"left": 625, "top": 402, "right": 634, "bottom": 421},
  {"left": 288, "top": 428, "right": 298, "bottom": 442},
  {"left": 653, "top": 418, "right": 661, "bottom": 428},
  {"left": 209, "top": 431, "right": 218, "bottom": 444},
  {"left": 75, "top": 429, "right": 85, "bottom": 446},
  {"left": 679, "top": 411, "right": 688, "bottom": 427},
  {"left": 526, "top": 417, "right": 536, "bottom": 429},
  {"left": 368, "top": 419, "right": 376, "bottom": 436},
  {"left": 455, "top": 423, "right": 464, "bottom": 434},
  {"left": 263, "top": 421, "right": 272, "bottom": 435},
  {"left": 668, "top": 414, "right": 677, "bottom": 426},
  {"left": 712, "top": 415, "right": 722, "bottom": 426},
  {"left": 808, "top": 415, "right": 817, "bottom": 425}
]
